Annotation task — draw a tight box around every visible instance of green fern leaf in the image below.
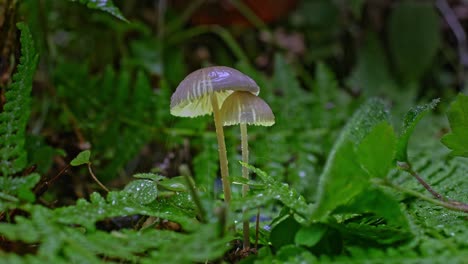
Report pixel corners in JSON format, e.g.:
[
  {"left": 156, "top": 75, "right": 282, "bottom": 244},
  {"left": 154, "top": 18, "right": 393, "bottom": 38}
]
[
  {"left": 0, "top": 23, "right": 39, "bottom": 177},
  {"left": 55, "top": 66, "right": 157, "bottom": 179},
  {"left": 0, "top": 173, "right": 40, "bottom": 210},
  {"left": 0, "top": 179, "right": 230, "bottom": 263},
  {"left": 53, "top": 190, "right": 197, "bottom": 231}
]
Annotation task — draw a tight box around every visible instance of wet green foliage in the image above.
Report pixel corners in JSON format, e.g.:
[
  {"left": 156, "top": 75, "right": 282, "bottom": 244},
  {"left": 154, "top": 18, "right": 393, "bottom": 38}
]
[
  {"left": 1, "top": 1, "right": 467, "bottom": 263},
  {"left": 0, "top": 173, "right": 40, "bottom": 209}
]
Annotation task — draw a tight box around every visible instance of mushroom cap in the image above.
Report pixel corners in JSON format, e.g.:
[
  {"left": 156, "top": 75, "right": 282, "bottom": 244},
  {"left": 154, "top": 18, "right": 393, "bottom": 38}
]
[
  {"left": 170, "top": 66, "right": 260, "bottom": 117},
  {"left": 220, "top": 91, "right": 275, "bottom": 126}
]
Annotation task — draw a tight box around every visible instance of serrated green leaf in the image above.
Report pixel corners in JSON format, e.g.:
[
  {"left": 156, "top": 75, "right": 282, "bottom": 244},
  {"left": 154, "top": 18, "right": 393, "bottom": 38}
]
[
  {"left": 395, "top": 99, "right": 439, "bottom": 162},
  {"left": 70, "top": 150, "right": 91, "bottom": 166},
  {"left": 357, "top": 122, "right": 396, "bottom": 178},
  {"left": 388, "top": 2, "right": 440, "bottom": 81},
  {"left": 123, "top": 179, "right": 158, "bottom": 204},
  {"left": 68, "top": 0, "right": 128, "bottom": 22},
  {"left": 441, "top": 94, "right": 468, "bottom": 157},
  {"left": 311, "top": 99, "right": 389, "bottom": 220},
  {"left": 294, "top": 224, "right": 327, "bottom": 247}
]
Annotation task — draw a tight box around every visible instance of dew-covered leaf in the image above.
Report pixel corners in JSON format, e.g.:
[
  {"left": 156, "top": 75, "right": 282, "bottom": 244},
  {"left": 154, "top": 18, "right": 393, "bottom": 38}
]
[
  {"left": 395, "top": 99, "right": 439, "bottom": 163},
  {"left": 123, "top": 179, "right": 158, "bottom": 204},
  {"left": 52, "top": 190, "right": 197, "bottom": 231}
]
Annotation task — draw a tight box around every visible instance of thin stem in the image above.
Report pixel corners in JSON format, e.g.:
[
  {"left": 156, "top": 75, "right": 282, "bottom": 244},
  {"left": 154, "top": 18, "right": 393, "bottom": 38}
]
[
  {"left": 34, "top": 164, "right": 70, "bottom": 197},
  {"left": 405, "top": 165, "right": 444, "bottom": 200},
  {"left": 397, "top": 163, "right": 468, "bottom": 212},
  {"left": 377, "top": 179, "right": 468, "bottom": 213},
  {"left": 240, "top": 123, "right": 250, "bottom": 249},
  {"left": 210, "top": 94, "right": 231, "bottom": 204},
  {"left": 87, "top": 163, "right": 110, "bottom": 193}
]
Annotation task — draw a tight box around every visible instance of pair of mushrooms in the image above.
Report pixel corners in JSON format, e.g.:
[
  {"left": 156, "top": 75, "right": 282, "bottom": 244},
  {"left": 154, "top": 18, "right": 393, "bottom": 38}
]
[{"left": 170, "top": 66, "right": 274, "bottom": 247}]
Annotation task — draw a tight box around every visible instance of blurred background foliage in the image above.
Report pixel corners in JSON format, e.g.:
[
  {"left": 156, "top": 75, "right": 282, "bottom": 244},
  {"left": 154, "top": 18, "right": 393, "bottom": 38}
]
[
  {"left": 1, "top": 1, "right": 468, "bottom": 263},
  {"left": 1, "top": 0, "right": 467, "bottom": 202}
]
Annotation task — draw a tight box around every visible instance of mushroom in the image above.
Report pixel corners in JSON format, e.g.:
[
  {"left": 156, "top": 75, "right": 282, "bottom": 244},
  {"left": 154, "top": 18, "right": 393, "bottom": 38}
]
[
  {"left": 170, "top": 66, "right": 260, "bottom": 205},
  {"left": 220, "top": 90, "right": 275, "bottom": 248}
]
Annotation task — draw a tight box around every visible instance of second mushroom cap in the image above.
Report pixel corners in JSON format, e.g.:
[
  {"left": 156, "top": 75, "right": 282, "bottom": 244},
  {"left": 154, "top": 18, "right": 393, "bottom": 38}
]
[{"left": 220, "top": 91, "right": 275, "bottom": 126}]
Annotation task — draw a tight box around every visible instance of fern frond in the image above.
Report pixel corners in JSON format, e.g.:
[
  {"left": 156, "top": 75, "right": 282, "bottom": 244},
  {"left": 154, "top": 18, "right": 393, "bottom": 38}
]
[
  {"left": 68, "top": 0, "right": 128, "bottom": 21},
  {"left": 0, "top": 23, "right": 39, "bottom": 177},
  {"left": 55, "top": 66, "right": 158, "bottom": 179},
  {"left": 0, "top": 186, "right": 230, "bottom": 263},
  {"left": 193, "top": 135, "right": 218, "bottom": 195}
]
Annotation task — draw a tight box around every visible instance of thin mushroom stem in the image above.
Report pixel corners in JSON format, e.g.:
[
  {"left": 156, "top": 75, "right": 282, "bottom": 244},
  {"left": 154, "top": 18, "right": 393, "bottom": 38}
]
[
  {"left": 240, "top": 123, "right": 250, "bottom": 249},
  {"left": 210, "top": 94, "right": 232, "bottom": 204}
]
